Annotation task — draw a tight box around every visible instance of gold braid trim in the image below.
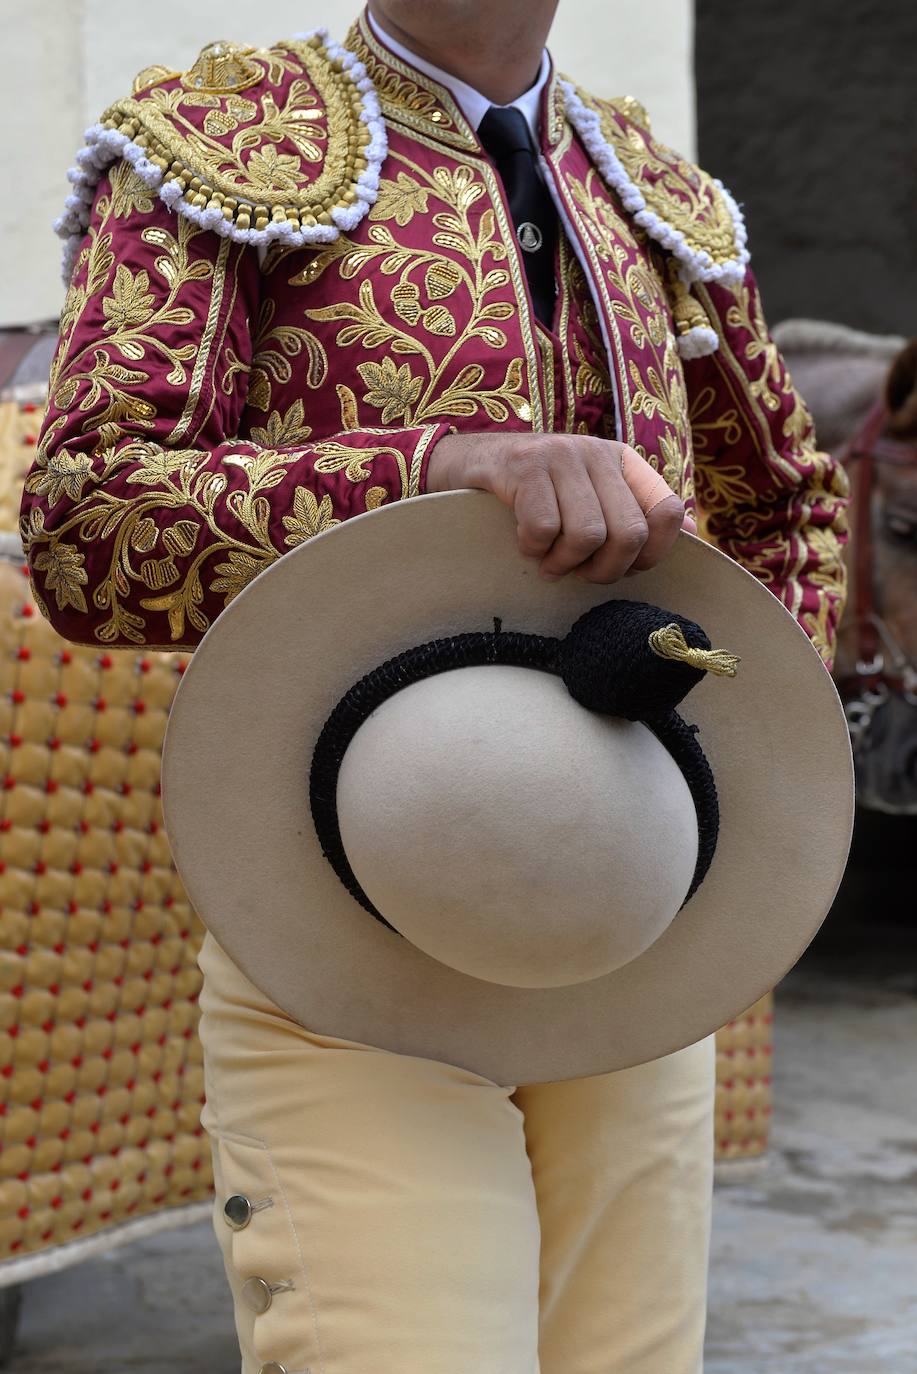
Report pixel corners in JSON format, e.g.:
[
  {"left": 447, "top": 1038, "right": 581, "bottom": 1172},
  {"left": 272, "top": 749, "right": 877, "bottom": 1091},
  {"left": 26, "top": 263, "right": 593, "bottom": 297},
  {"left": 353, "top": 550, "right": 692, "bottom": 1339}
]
[
  {"left": 96, "top": 35, "right": 373, "bottom": 233},
  {"left": 649, "top": 623, "right": 740, "bottom": 678}
]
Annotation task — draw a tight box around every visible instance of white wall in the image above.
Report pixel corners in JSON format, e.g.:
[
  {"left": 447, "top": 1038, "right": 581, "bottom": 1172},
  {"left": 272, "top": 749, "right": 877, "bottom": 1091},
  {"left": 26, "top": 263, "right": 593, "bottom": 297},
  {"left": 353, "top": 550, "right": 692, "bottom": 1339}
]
[{"left": 1, "top": 0, "right": 694, "bottom": 327}]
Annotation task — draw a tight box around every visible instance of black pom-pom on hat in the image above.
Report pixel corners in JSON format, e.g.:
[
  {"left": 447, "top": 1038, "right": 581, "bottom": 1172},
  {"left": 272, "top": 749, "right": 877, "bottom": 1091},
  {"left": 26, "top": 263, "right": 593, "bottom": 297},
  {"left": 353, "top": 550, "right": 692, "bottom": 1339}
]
[{"left": 553, "top": 600, "right": 735, "bottom": 721}]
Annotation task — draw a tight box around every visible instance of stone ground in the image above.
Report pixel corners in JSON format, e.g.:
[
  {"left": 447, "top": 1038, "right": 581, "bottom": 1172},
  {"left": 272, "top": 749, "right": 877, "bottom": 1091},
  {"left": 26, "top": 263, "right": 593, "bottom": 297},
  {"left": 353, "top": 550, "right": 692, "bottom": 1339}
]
[{"left": 8, "top": 935, "right": 917, "bottom": 1373}]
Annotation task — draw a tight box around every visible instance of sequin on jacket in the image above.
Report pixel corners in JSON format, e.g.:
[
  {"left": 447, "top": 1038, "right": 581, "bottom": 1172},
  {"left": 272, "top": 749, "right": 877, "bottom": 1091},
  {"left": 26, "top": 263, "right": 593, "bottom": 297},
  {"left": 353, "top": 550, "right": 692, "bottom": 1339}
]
[{"left": 20, "top": 11, "right": 848, "bottom": 660}]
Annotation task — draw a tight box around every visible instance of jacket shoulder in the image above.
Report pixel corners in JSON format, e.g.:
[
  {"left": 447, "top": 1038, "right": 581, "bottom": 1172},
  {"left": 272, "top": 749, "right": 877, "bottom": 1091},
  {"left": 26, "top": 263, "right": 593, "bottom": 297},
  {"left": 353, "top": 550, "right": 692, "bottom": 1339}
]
[
  {"left": 560, "top": 79, "right": 749, "bottom": 287},
  {"left": 55, "top": 31, "right": 386, "bottom": 280}
]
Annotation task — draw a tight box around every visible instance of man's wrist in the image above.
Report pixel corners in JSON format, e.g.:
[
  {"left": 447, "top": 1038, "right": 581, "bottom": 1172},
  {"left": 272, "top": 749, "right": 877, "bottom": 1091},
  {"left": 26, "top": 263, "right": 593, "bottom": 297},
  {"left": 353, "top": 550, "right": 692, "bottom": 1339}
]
[{"left": 426, "top": 431, "right": 467, "bottom": 493}]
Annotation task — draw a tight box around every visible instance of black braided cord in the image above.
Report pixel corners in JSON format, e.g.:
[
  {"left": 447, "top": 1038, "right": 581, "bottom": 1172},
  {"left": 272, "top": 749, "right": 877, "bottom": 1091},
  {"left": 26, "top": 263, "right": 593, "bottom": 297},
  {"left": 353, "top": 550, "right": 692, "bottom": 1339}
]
[{"left": 309, "top": 601, "right": 720, "bottom": 935}]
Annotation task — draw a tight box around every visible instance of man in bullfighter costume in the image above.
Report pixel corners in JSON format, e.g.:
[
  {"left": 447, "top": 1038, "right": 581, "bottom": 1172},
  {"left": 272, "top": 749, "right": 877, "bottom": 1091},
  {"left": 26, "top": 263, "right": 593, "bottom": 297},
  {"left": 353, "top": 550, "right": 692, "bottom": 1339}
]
[{"left": 20, "top": 1, "right": 849, "bottom": 1370}]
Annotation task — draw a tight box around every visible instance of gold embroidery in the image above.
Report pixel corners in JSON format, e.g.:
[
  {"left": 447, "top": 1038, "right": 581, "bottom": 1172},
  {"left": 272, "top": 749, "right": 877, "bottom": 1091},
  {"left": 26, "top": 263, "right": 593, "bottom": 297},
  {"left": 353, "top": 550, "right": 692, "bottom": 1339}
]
[
  {"left": 723, "top": 283, "right": 783, "bottom": 412},
  {"left": 302, "top": 148, "right": 540, "bottom": 429},
  {"left": 694, "top": 280, "right": 835, "bottom": 485},
  {"left": 346, "top": 16, "right": 478, "bottom": 152},
  {"left": 32, "top": 541, "right": 89, "bottom": 615},
  {"left": 27, "top": 186, "right": 424, "bottom": 645},
  {"left": 573, "top": 87, "right": 741, "bottom": 268},
  {"left": 281, "top": 487, "right": 340, "bottom": 546},
  {"left": 370, "top": 171, "right": 432, "bottom": 226},
  {"left": 167, "top": 236, "right": 231, "bottom": 444},
  {"left": 561, "top": 167, "right": 692, "bottom": 492},
  {"left": 358, "top": 359, "right": 423, "bottom": 424},
  {"left": 248, "top": 399, "right": 313, "bottom": 447},
  {"left": 248, "top": 297, "right": 328, "bottom": 413},
  {"left": 102, "top": 34, "right": 370, "bottom": 234},
  {"left": 182, "top": 40, "right": 263, "bottom": 95}
]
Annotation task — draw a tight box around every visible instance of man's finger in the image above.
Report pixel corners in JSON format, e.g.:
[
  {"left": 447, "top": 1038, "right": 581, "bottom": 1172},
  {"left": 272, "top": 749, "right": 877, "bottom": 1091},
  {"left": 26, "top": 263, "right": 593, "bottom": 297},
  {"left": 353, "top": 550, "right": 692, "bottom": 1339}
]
[
  {"left": 538, "top": 460, "right": 610, "bottom": 580},
  {"left": 620, "top": 446, "right": 677, "bottom": 518},
  {"left": 627, "top": 493, "right": 685, "bottom": 571},
  {"left": 570, "top": 449, "right": 651, "bottom": 583},
  {"left": 612, "top": 445, "right": 684, "bottom": 573},
  {"left": 513, "top": 467, "right": 562, "bottom": 559}
]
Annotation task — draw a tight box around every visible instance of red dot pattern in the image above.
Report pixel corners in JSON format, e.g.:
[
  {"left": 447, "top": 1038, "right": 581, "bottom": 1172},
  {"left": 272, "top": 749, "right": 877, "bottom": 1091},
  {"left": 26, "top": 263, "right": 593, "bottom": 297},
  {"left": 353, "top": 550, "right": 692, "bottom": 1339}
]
[{"left": 714, "top": 996, "right": 775, "bottom": 1159}]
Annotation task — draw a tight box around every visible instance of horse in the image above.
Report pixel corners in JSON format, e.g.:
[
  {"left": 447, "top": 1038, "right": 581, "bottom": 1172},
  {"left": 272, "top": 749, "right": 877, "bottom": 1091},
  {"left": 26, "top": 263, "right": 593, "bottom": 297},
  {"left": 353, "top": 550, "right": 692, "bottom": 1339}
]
[{"left": 774, "top": 320, "right": 917, "bottom": 934}]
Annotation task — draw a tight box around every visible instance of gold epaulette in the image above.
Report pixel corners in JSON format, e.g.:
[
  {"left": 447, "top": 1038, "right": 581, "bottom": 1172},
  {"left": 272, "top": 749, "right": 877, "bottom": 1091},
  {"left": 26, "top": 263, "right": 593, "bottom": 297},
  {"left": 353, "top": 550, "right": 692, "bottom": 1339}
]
[
  {"left": 560, "top": 79, "right": 748, "bottom": 289},
  {"left": 55, "top": 30, "right": 386, "bottom": 281}
]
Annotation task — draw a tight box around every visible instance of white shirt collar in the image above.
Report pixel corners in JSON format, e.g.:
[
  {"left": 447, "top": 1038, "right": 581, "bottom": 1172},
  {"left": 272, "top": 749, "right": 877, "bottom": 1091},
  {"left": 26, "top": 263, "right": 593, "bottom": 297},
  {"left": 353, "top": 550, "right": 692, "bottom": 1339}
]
[{"left": 367, "top": 9, "right": 550, "bottom": 141}]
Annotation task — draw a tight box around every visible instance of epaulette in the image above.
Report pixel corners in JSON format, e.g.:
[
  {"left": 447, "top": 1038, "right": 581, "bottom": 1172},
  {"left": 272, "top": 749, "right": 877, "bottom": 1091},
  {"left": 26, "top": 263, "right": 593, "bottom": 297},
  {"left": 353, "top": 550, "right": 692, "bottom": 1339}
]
[
  {"left": 561, "top": 81, "right": 748, "bottom": 288},
  {"left": 561, "top": 81, "right": 748, "bottom": 358},
  {"left": 55, "top": 30, "right": 387, "bottom": 282}
]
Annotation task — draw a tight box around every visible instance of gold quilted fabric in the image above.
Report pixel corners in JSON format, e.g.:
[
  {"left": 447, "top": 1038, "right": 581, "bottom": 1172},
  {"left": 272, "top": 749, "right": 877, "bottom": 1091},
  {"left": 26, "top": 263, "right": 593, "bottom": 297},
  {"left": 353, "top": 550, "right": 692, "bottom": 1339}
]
[
  {"left": 0, "top": 395, "right": 210, "bottom": 1265},
  {"left": 0, "top": 392, "right": 770, "bottom": 1270},
  {"left": 714, "top": 992, "right": 774, "bottom": 1160}
]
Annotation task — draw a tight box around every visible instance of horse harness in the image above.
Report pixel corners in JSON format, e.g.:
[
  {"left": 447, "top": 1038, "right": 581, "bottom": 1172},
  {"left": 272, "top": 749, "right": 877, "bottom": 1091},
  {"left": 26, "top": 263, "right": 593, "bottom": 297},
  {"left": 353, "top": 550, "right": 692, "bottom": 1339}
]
[{"left": 837, "top": 398, "right": 917, "bottom": 812}]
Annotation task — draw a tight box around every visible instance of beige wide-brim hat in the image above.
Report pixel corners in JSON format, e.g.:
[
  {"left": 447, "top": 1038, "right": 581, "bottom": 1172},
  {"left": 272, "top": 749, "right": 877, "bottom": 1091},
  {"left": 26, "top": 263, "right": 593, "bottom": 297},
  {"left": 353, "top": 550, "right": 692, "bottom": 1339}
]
[{"left": 161, "top": 491, "right": 853, "bottom": 1085}]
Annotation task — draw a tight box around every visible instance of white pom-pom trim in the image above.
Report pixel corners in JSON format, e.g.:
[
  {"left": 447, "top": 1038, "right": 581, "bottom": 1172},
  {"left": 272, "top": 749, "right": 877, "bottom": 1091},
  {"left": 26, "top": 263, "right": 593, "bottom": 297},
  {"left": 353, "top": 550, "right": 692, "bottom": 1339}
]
[
  {"left": 54, "top": 28, "right": 387, "bottom": 284},
  {"left": 560, "top": 80, "right": 749, "bottom": 289},
  {"left": 675, "top": 325, "right": 720, "bottom": 360}
]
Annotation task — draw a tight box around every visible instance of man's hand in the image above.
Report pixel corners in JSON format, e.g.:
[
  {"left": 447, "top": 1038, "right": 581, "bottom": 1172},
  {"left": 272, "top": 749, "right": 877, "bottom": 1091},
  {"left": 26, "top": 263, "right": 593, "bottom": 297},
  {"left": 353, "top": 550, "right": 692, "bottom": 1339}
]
[{"left": 426, "top": 432, "right": 687, "bottom": 583}]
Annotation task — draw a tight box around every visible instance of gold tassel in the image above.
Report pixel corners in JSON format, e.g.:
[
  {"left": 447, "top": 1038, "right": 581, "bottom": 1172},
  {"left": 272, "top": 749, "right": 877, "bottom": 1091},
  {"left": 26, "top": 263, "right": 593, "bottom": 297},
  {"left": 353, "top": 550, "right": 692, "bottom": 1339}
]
[
  {"left": 665, "top": 260, "right": 710, "bottom": 337},
  {"left": 648, "top": 623, "right": 740, "bottom": 678}
]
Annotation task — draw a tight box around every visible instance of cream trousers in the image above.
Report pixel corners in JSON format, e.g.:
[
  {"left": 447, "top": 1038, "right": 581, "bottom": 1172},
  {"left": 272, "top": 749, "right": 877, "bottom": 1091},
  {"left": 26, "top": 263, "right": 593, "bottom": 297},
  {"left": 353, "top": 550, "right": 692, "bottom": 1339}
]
[{"left": 198, "top": 933, "right": 715, "bottom": 1374}]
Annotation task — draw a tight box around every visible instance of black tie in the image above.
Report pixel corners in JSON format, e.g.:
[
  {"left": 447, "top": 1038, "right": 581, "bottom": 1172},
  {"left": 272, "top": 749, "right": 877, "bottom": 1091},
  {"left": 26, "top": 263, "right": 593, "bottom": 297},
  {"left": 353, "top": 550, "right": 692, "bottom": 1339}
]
[{"left": 478, "top": 105, "right": 558, "bottom": 329}]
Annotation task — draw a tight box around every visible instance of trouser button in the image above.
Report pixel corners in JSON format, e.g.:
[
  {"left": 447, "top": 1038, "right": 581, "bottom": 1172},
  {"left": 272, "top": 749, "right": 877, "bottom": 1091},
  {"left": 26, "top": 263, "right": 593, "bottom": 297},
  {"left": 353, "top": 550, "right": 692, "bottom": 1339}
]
[
  {"left": 224, "top": 1194, "right": 253, "bottom": 1229},
  {"left": 223, "top": 1193, "right": 273, "bottom": 1229},
  {"left": 241, "top": 1276, "right": 293, "bottom": 1313}
]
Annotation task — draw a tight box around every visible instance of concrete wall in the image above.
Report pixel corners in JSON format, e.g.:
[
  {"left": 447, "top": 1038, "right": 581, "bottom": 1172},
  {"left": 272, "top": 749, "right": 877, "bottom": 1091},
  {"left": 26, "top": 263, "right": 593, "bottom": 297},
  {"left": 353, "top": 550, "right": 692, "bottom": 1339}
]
[
  {"left": 1, "top": 0, "right": 694, "bottom": 327},
  {"left": 695, "top": 0, "right": 915, "bottom": 335}
]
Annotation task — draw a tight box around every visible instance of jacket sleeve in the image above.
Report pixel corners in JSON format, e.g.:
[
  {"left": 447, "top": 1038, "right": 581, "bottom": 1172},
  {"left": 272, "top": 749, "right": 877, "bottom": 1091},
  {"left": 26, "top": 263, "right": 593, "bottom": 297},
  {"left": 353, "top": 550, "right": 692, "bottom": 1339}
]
[
  {"left": 20, "top": 162, "right": 449, "bottom": 650},
  {"left": 683, "top": 267, "right": 849, "bottom": 668}
]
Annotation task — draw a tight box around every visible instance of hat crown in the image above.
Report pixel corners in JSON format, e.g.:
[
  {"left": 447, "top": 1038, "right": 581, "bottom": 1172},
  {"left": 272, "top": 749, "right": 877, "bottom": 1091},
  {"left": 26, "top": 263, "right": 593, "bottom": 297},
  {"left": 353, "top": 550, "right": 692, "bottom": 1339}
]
[{"left": 336, "top": 665, "right": 699, "bottom": 988}]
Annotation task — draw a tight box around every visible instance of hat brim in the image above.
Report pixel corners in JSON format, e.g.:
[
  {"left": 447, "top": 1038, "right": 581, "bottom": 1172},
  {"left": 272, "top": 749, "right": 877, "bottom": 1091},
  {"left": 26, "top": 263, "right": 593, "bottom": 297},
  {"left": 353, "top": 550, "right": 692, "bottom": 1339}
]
[{"left": 161, "top": 491, "right": 853, "bottom": 1085}]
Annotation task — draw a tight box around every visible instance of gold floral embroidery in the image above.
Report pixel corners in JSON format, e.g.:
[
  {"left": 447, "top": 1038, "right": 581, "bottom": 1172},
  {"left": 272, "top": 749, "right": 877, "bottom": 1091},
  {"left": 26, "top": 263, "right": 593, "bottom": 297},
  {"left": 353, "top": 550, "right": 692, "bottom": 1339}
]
[
  {"left": 357, "top": 359, "right": 423, "bottom": 424},
  {"left": 100, "top": 35, "right": 371, "bottom": 234},
  {"left": 281, "top": 487, "right": 340, "bottom": 546},
  {"left": 30, "top": 449, "right": 96, "bottom": 507},
  {"left": 302, "top": 153, "right": 533, "bottom": 427},
  {"left": 32, "top": 542, "right": 88, "bottom": 614},
  {"left": 247, "top": 296, "right": 328, "bottom": 413},
  {"left": 561, "top": 168, "right": 692, "bottom": 493},
  {"left": 109, "top": 169, "right": 156, "bottom": 220},
  {"left": 370, "top": 171, "right": 432, "bottom": 226},
  {"left": 26, "top": 181, "right": 425, "bottom": 645},
  {"left": 695, "top": 279, "right": 845, "bottom": 492},
  {"left": 575, "top": 87, "right": 742, "bottom": 269},
  {"left": 723, "top": 283, "right": 782, "bottom": 413},
  {"left": 248, "top": 398, "right": 313, "bottom": 447},
  {"left": 346, "top": 17, "right": 476, "bottom": 152},
  {"left": 46, "top": 204, "right": 207, "bottom": 457}
]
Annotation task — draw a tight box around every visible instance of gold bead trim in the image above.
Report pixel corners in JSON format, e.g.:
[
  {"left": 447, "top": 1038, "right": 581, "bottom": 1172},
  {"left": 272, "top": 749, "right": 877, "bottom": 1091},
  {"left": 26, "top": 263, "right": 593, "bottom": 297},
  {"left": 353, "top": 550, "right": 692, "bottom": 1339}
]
[
  {"left": 665, "top": 263, "right": 711, "bottom": 337},
  {"left": 99, "top": 34, "right": 374, "bottom": 235},
  {"left": 648, "top": 623, "right": 740, "bottom": 678}
]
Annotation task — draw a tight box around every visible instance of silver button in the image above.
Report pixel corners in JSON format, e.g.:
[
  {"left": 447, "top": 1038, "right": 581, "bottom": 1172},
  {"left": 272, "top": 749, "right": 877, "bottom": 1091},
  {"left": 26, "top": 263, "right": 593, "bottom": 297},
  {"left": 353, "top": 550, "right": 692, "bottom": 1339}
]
[
  {"left": 224, "top": 1194, "right": 253, "bottom": 1230},
  {"left": 241, "top": 1276, "right": 293, "bottom": 1313},
  {"left": 518, "top": 221, "right": 544, "bottom": 253},
  {"left": 242, "top": 1277, "right": 274, "bottom": 1313}
]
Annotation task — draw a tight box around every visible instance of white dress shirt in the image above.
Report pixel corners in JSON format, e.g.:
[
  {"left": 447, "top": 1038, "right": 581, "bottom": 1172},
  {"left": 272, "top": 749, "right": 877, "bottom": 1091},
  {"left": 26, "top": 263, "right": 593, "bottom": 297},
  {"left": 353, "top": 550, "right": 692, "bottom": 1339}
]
[{"left": 367, "top": 9, "right": 550, "bottom": 141}]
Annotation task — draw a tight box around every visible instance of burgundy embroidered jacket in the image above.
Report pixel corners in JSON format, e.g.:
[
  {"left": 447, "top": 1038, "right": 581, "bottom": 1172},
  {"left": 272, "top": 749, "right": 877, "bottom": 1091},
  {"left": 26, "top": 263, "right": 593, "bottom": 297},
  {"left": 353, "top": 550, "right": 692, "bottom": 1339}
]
[{"left": 20, "top": 11, "right": 848, "bottom": 661}]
